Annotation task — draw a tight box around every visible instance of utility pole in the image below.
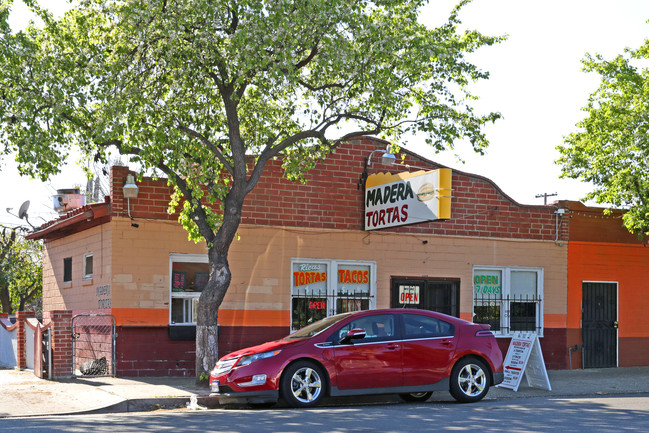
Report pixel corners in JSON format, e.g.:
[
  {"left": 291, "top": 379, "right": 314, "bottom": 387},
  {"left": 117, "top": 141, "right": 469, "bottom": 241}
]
[{"left": 535, "top": 192, "right": 558, "bottom": 205}]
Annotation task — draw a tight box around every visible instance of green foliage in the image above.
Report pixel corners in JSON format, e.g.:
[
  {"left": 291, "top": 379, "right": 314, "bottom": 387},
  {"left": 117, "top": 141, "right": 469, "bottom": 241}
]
[
  {"left": 2, "top": 0, "right": 502, "bottom": 243},
  {"left": 0, "top": 227, "right": 42, "bottom": 314},
  {"left": 558, "top": 42, "right": 649, "bottom": 237},
  {"left": 1, "top": 0, "right": 502, "bottom": 376}
]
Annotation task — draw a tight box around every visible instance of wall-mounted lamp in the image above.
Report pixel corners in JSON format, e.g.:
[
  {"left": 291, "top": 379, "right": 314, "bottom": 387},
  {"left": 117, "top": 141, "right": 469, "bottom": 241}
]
[
  {"left": 123, "top": 174, "right": 139, "bottom": 199},
  {"left": 368, "top": 146, "right": 397, "bottom": 167},
  {"left": 123, "top": 174, "right": 139, "bottom": 222},
  {"left": 358, "top": 146, "right": 397, "bottom": 189}
]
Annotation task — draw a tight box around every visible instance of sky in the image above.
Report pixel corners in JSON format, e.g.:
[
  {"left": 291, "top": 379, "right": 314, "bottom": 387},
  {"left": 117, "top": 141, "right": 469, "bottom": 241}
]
[{"left": 2, "top": 0, "right": 649, "bottom": 228}]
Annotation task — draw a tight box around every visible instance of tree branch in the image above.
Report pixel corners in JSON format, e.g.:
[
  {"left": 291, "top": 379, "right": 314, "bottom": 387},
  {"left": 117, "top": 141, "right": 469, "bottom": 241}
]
[{"left": 176, "top": 123, "right": 234, "bottom": 175}]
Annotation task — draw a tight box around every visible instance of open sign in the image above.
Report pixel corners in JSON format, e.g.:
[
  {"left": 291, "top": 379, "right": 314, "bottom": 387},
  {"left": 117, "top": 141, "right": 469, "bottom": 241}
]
[
  {"left": 399, "top": 286, "right": 420, "bottom": 305},
  {"left": 309, "top": 301, "right": 326, "bottom": 310}
]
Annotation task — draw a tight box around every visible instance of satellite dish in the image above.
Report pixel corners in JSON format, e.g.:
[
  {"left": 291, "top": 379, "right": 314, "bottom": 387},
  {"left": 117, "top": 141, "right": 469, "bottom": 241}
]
[{"left": 18, "top": 201, "right": 30, "bottom": 219}]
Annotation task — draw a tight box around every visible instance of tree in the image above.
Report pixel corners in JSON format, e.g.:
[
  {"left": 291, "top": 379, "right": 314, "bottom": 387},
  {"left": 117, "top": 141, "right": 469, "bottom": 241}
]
[
  {"left": 0, "top": 226, "right": 42, "bottom": 314},
  {"left": 1, "top": 0, "right": 502, "bottom": 380},
  {"left": 558, "top": 42, "right": 649, "bottom": 237}
]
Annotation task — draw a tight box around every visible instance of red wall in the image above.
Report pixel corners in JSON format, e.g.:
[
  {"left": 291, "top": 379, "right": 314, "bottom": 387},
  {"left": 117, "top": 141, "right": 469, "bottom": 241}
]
[
  {"left": 111, "top": 137, "right": 561, "bottom": 241},
  {"left": 117, "top": 327, "right": 196, "bottom": 377}
]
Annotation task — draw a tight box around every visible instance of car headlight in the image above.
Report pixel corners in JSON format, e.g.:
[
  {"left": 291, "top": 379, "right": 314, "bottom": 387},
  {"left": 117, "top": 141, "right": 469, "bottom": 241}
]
[
  {"left": 237, "top": 349, "right": 282, "bottom": 367},
  {"left": 212, "top": 358, "right": 238, "bottom": 376}
]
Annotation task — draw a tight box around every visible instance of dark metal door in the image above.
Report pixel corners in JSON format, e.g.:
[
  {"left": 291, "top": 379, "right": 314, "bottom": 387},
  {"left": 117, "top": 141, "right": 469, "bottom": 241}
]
[
  {"left": 582, "top": 282, "right": 617, "bottom": 368},
  {"left": 391, "top": 278, "right": 459, "bottom": 317}
]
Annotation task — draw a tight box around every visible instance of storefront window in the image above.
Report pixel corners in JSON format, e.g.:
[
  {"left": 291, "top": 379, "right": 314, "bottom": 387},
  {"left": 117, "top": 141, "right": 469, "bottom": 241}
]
[
  {"left": 291, "top": 260, "right": 376, "bottom": 330},
  {"left": 170, "top": 254, "right": 208, "bottom": 325},
  {"left": 473, "top": 269, "right": 502, "bottom": 331},
  {"left": 291, "top": 262, "right": 329, "bottom": 330},
  {"left": 336, "top": 264, "right": 371, "bottom": 313},
  {"left": 510, "top": 270, "right": 538, "bottom": 332},
  {"left": 473, "top": 266, "right": 543, "bottom": 336}
]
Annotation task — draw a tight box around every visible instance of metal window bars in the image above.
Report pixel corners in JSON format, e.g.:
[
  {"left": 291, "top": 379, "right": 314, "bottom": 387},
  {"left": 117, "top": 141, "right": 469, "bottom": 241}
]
[
  {"left": 473, "top": 293, "right": 542, "bottom": 334},
  {"left": 291, "top": 290, "right": 374, "bottom": 331}
]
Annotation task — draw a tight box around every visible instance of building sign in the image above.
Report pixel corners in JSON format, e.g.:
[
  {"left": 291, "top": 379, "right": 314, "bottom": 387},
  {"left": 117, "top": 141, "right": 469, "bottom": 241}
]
[
  {"left": 338, "top": 268, "right": 369, "bottom": 284},
  {"left": 96, "top": 284, "right": 111, "bottom": 309},
  {"left": 293, "top": 264, "right": 327, "bottom": 287},
  {"left": 364, "top": 168, "right": 452, "bottom": 230},
  {"left": 398, "top": 285, "right": 420, "bottom": 305}
]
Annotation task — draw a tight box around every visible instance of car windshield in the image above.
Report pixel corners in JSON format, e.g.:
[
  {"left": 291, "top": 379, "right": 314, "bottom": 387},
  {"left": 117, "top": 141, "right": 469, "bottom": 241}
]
[{"left": 283, "top": 313, "right": 353, "bottom": 340}]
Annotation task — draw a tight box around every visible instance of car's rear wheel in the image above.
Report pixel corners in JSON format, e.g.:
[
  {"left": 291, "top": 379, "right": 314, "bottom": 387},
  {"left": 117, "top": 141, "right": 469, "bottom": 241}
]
[
  {"left": 449, "top": 358, "right": 490, "bottom": 403},
  {"left": 399, "top": 391, "right": 433, "bottom": 402},
  {"left": 280, "top": 360, "right": 326, "bottom": 408}
]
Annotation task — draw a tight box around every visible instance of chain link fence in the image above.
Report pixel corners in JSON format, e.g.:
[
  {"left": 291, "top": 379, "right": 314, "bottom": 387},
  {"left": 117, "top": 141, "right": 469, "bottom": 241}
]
[{"left": 71, "top": 314, "right": 116, "bottom": 377}]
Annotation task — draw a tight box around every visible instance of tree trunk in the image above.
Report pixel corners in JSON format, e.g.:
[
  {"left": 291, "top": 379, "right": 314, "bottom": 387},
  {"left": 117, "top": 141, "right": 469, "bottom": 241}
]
[
  {"left": 195, "top": 244, "right": 232, "bottom": 384},
  {"left": 0, "top": 285, "right": 12, "bottom": 314}
]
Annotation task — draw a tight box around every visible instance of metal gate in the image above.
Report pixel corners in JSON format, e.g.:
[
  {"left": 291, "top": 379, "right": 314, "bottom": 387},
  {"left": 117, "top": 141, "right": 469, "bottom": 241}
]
[
  {"left": 582, "top": 282, "right": 617, "bottom": 368},
  {"left": 72, "top": 314, "right": 117, "bottom": 377},
  {"left": 391, "top": 278, "right": 460, "bottom": 317}
]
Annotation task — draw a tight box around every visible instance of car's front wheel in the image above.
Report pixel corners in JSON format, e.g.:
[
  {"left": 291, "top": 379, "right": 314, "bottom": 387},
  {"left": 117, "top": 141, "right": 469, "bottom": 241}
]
[
  {"left": 399, "top": 391, "right": 433, "bottom": 402},
  {"left": 449, "top": 358, "right": 490, "bottom": 403},
  {"left": 280, "top": 360, "right": 326, "bottom": 408}
]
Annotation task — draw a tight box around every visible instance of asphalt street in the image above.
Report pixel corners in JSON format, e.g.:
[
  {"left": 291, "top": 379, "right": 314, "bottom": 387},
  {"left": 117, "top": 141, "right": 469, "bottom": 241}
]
[{"left": 1, "top": 394, "right": 648, "bottom": 433}]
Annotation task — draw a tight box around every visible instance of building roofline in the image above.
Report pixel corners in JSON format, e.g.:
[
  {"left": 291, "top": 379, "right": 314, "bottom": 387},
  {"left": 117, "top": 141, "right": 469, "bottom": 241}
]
[{"left": 25, "top": 198, "right": 111, "bottom": 241}]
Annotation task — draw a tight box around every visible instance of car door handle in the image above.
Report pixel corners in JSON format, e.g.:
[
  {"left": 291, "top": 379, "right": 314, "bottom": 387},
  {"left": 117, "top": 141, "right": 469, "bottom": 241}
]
[
  {"left": 440, "top": 339, "right": 453, "bottom": 346},
  {"left": 387, "top": 344, "right": 400, "bottom": 350}
]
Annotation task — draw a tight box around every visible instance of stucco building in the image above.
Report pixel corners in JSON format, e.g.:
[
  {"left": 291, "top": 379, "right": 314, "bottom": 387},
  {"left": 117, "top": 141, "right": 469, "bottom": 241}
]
[{"left": 26, "top": 137, "right": 648, "bottom": 376}]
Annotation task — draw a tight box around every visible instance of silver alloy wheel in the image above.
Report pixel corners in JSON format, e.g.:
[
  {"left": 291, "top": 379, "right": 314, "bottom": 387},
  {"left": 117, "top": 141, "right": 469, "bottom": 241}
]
[
  {"left": 399, "top": 391, "right": 433, "bottom": 402},
  {"left": 457, "top": 362, "right": 487, "bottom": 397},
  {"left": 290, "top": 367, "right": 322, "bottom": 403}
]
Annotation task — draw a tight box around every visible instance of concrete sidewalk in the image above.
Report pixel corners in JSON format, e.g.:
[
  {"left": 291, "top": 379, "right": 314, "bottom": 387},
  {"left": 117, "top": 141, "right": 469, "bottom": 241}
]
[{"left": 1, "top": 366, "right": 648, "bottom": 418}]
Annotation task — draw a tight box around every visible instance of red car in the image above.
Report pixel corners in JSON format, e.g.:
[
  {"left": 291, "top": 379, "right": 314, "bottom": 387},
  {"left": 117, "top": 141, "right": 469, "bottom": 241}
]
[{"left": 209, "top": 309, "right": 504, "bottom": 408}]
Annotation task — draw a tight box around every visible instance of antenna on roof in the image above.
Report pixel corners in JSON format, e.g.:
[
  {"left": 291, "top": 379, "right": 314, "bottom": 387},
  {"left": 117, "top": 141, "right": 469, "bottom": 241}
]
[
  {"left": 18, "top": 200, "right": 30, "bottom": 219},
  {"left": 16, "top": 201, "right": 36, "bottom": 230}
]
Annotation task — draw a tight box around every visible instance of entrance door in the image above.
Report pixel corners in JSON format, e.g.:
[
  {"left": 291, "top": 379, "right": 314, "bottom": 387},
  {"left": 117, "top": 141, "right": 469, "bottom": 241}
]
[
  {"left": 391, "top": 278, "right": 459, "bottom": 317},
  {"left": 582, "top": 282, "right": 617, "bottom": 368}
]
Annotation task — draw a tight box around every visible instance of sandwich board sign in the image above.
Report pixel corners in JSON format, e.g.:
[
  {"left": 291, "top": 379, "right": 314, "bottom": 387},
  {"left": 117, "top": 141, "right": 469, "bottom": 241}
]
[{"left": 497, "top": 332, "right": 552, "bottom": 391}]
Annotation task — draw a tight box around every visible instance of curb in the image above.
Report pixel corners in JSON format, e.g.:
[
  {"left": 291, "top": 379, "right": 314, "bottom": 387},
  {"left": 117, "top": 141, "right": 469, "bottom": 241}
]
[{"left": 82, "top": 395, "right": 222, "bottom": 415}]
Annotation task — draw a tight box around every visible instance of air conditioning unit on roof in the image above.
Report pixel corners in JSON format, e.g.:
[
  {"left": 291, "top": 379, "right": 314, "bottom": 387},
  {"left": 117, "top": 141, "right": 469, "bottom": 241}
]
[{"left": 53, "top": 188, "right": 86, "bottom": 214}]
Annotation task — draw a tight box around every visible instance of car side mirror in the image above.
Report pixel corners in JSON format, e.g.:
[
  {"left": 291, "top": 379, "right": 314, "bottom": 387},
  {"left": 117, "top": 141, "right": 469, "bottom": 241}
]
[{"left": 339, "top": 328, "right": 366, "bottom": 344}]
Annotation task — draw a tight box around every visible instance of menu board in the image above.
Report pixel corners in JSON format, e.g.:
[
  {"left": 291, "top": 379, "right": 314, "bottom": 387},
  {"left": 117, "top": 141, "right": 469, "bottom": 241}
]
[
  {"left": 172, "top": 271, "right": 187, "bottom": 291},
  {"left": 498, "top": 332, "right": 551, "bottom": 391}
]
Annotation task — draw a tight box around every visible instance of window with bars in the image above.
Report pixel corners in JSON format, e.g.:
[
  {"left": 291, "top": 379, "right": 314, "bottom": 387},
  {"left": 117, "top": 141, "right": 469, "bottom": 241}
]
[
  {"left": 473, "top": 267, "right": 543, "bottom": 336},
  {"left": 290, "top": 260, "right": 376, "bottom": 331}
]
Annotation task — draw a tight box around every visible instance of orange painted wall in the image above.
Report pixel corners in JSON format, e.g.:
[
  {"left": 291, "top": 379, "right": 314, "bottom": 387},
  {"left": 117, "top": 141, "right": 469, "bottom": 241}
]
[{"left": 568, "top": 241, "right": 649, "bottom": 339}]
